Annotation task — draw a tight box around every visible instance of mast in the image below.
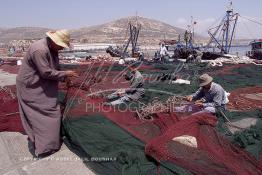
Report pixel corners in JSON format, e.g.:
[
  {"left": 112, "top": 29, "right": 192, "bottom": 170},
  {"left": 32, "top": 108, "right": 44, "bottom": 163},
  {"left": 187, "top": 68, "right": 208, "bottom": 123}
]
[
  {"left": 205, "top": 1, "right": 238, "bottom": 54},
  {"left": 224, "top": 3, "right": 232, "bottom": 53}
]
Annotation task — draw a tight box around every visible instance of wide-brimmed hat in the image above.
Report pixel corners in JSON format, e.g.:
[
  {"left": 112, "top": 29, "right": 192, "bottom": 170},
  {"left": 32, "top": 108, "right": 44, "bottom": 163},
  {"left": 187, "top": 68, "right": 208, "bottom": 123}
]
[
  {"left": 46, "top": 29, "right": 70, "bottom": 48},
  {"left": 199, "top": 74, "right": 213, "bottom": 87}
]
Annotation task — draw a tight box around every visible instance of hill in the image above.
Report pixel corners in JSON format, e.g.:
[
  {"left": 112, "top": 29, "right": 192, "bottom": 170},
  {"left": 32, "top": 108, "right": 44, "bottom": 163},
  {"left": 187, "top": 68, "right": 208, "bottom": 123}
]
[
  {"left": 0, "top": 16, "right": 206, "bottom": 45},
  {"left": 0, "top": 27, "right": 50, "bottom": 43}
]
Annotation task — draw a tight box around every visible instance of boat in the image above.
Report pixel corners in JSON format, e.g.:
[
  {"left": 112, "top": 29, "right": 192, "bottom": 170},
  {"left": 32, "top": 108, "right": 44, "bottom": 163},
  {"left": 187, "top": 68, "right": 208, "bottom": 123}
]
[
  {"left": 246, "top": 39, "right": 262, "bottom": 60},
  {"left": 202, "top": 1, "right": 239, "bottom": 60}
]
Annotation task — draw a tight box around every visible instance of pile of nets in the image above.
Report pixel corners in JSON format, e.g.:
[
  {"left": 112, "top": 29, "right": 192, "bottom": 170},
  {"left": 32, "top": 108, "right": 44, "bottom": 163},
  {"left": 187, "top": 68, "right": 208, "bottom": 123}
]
[
  {"left": 63, "top": 113, "right": 193, "bottom": 175},
  {"left": 216, "top": 109, "right": 262, "bottom": 159},
  {"left": 1, "top": 61, "right": 260, "bottom": 174},
  {"left": 0, "top": 86, "right": 24, "bottom": 132},
  {"left": 61, "top": 62, "right": 262, "bottom": 175},
  {"left": 0, "top": 63, "right": 20, "bottom": 74},
  {"left": 145, "top": 113, "right": 262, "bottom": 175},
  {"left": 227, "top": 87, "right": 262, "bottom": 111}
]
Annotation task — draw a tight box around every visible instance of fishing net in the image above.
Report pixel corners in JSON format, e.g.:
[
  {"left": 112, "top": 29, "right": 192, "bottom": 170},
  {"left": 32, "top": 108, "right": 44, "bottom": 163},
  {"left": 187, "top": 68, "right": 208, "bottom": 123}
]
[
  {"left": 60, "top": 64, "right": 262, "bottom": 174},
  {"left": 0, "top": 61, "right": 260, "bottom": 174},
  {"left": 61, "top": 62, "right": 262, "bottom": 175},
  {"left": 227, "top": 87, "right": 262, "bottom": 111},
  {"left": 63, "top": 113, "right": 193, "bottom": 175},
  {"left": 0, "top": 85, "right": 24, "bottom": 132},
  {"left": 213, "top": 64, "right": 262, "bottom": 91},
  {"left": 0, "top": 60, "right": 261, "bottom": 174},
  {"left": 0, "top": 63, "right": 20, "bottom": 74},
  {"left": 216, "top": 109, "right": 262, "bottom": 159},
  {"left": 145, "top": 113, "right": 262, "bottom": 175}
]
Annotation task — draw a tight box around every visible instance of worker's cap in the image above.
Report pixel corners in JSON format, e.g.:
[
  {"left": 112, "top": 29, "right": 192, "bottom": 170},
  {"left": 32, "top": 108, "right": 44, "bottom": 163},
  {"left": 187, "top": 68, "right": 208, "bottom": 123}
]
[
  {"left": 46, "top": 29, "right": 70, "bottom": 48},
  {"left": 199, "top": 73, "right": 213, "bottom": 87}
]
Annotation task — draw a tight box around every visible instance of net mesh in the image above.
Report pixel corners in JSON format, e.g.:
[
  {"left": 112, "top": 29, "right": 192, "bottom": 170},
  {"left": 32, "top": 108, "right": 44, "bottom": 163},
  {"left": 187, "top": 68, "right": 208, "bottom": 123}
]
[
  {"left": 145, "top": 113, "right": 262, "bottom": 175},
  {"left": 1, "top": 62, "right": 261, "bottom": 174},
  {"left": 61, "top": 63, "right": 262, "bottom": 175},
  {"left": 0, "top": 85, "right": 24, "bottom": 132}
]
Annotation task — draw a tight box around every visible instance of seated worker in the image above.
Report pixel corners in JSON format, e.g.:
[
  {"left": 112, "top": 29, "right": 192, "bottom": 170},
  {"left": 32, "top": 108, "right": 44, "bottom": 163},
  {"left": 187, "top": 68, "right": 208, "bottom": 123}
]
[
  {"left": 0, "top": 57, "right": 4, "bottom": 65},
  {"left": 154, "top": 51, "right": 161, "bottom": 62},
  {"left": 106, "top": 63, "right": 145, "bottom": 105},
  {"left": 176, "top": 74, "right": 227, "bottom": 114}
]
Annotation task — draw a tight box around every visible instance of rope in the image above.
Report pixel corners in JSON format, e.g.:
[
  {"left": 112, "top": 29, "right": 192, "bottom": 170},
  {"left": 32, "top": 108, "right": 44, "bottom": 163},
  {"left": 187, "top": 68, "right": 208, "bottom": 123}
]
[
  {"left": 217, "top": 108, "right": 231, "bottom": 123},
  {"left": 240, "top": 18, "right": 255, "bottom": 39},
  {"left": 240, "top": 15, "right": 262, "bottom": 26},
  {"left": 136, "top": 96, "right": 188, "bottom": 121},
  {"left": 204, "top": 56, "right": 262, "bottom": 67},
  {"left": 0, "top": 87, "right": 16, "bottom": 99},
  {"left": 208, "top": 14, "right": 226, "bottom": 30},
  {"left": 217, "top": 107, "right": 246, "bottom": 131},
  {"left": 0, "top": 112, "right": 19, "bottom": 117},
  {"left": 226, "top": 122, "right": 246, "bottom": 130},
  {"left": 62, "top": 63, "right": 96, "bottom": 119}
]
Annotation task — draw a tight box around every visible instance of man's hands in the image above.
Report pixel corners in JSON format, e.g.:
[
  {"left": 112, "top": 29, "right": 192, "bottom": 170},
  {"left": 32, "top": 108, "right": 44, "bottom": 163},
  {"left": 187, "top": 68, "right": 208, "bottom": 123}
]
[
  {"left": 117, "top": 92, "right": 124, "bottom": 96},
  {"left": 194, "top": 100, "right": 204, "bottom": 107},
  {"left": 186, "top": 96, "right": 204, "bottom": 107},
  {"left": 186, "top": 95, "right": 193, "bottom": 102},
  {"left": 65, "top": 70, "right": 79, "bottom": 78},
  {"left": 116, "top": 89, "right": 125, "bottom": 96}
]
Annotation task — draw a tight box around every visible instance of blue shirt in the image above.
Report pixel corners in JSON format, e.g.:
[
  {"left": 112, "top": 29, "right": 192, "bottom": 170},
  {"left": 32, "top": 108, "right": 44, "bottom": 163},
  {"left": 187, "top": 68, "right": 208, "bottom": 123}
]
[{"left": 192, "top": 82, "right": 226, "bottom": 108}]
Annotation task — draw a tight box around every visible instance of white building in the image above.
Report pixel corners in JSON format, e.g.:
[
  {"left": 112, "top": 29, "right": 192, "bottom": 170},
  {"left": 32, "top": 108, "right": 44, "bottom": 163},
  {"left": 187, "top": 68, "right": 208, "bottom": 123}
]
[{"left": 72, "top": 43, "right": 117, "bottom": 51}]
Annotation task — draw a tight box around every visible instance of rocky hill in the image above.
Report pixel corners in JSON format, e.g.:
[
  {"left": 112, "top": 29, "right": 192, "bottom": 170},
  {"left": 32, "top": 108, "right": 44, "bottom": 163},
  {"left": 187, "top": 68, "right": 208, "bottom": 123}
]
[
  {"left": 0, "top": 27, "right": 50, "bottom": 43},
  {"left": 0, "top": 16, "right": 205, "bottom": 45},
  {"left": 71, "top": 16, "right": 194, "bottom": 45}
]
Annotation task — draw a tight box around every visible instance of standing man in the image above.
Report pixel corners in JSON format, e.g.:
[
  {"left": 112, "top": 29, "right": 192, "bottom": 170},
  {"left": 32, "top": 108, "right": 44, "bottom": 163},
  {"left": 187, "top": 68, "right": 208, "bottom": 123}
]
[
  {"left": 160, "top": 44, "right": 168, "bottom": 62},
  {"left": 16, "top": 30, "right": 78, "bottom": 157}
]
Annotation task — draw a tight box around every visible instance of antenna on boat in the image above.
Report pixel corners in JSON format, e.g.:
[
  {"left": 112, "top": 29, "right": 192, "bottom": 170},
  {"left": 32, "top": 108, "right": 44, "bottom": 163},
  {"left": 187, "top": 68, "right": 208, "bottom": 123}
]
[
  {"left": 227, "top": 0, "right": 233, "bottom": 12},
  {"left": 184, "top": 16, "right": 196, "bottom": 49},
  {"left": 190, "top": 16, "right": 197, "bottom": 46},
  {"left": 205, "top": 1, "right": 239, "bottom": 54}
]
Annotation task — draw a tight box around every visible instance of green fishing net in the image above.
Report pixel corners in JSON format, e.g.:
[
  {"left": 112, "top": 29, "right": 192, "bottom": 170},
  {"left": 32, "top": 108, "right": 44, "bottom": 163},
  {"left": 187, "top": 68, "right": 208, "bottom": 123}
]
[
  {"left": 63, "top": 114, "right": 193, "bottom": 175},
  {"left": 61, "top": 63, "right": 262, "bottom": 174}
]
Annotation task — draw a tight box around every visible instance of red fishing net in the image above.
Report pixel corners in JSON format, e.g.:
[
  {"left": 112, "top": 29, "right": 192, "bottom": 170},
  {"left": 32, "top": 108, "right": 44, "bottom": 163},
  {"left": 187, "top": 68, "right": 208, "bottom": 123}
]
[
  {"left": 62, "top": 76, "right": 262, "bottom": 175},
  {"left": 228, "top": 86, "right": 262, "bottom": 111},
  {"left": 1, "top": 62, "right": 261, "bottom": 174},
  {"left": 208, "top": 64, "right": 247, "bottom": 76},
  {"left": 0, "top": 63, "right": 20, "bottom": 74},
  {"left": 0, "top": 86, "right": 24, "bottom": 132},
  {"left": 145, "top": 113, "right": 262, "bottom": 175},
  {"left": 64, "top": 87, "right": 262, "bottom": 175}
]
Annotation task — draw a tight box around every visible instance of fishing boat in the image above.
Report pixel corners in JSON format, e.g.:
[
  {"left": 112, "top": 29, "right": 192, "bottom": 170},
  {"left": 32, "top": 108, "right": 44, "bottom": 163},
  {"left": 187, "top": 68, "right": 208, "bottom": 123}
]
[
  {"left": 246, "top": 39, "right": 262, "bottom": 60},
  {"left": 202, "top": 1, "right": 238, "bottom": 60}
]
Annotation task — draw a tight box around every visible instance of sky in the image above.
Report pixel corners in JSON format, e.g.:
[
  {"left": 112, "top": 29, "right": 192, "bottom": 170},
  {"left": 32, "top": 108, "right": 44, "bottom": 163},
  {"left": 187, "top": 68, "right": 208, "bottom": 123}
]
[{"left": 1, "top": 0, "right": 262, "bottom": 38}]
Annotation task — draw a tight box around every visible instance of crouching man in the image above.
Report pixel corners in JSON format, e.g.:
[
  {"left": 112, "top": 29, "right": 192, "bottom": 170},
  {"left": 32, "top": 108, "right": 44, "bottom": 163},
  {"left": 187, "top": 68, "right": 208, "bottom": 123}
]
[
  {"left": 105, "top": 63, "right": 145, "bottom": 105},
  {"left": 187, "top": 74, "right": 228, "bottom": 113},
  {"left": 176, "top": 74, "right": 228, "bottom": 114}
]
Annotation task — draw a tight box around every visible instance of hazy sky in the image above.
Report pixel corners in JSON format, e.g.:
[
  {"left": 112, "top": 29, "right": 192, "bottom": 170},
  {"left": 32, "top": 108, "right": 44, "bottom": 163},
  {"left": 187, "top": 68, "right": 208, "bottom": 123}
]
[{"left": 1, "top": 0, "right": 262, "bottom": 38}]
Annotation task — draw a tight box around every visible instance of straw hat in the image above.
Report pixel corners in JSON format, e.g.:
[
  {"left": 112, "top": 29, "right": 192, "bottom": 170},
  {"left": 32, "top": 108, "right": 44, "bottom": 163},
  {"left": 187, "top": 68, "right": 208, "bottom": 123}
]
[
  {"left": 199, "top": 74, "right": 213, "bottom": 87},
  {"left": 46, "top": 29, "right": 70, "bottom": 48}
]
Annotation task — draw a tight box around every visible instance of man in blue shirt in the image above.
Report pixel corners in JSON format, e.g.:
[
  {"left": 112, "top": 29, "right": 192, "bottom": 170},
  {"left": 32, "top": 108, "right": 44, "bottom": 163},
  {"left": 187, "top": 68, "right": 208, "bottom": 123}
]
[{"left": 176, "top": 74, "right": 227, "bottom": 114}]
